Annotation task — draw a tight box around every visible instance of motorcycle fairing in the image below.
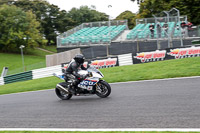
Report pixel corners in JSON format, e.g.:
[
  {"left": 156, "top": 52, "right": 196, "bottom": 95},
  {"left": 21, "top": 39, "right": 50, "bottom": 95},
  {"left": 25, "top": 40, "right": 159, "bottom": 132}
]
[{"left": 78, "top": 77, "right": 99, "bottom": 90}]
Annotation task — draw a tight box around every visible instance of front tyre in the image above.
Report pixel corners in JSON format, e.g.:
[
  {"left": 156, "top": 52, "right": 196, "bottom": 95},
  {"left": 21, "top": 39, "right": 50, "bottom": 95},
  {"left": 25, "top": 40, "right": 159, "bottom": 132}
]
[
  {"left": 55, "top": 88, "right": 72, "bottom": 100},
  {"left": 95, "top": 80, "right": 111, "bottom": 98}
]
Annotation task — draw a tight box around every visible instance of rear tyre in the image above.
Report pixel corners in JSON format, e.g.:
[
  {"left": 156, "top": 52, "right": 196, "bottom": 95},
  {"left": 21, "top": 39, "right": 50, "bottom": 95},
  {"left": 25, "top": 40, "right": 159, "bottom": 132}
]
[
  {"left": 95, "top": 80, "right": 111, "bottom": 98},
  {"left": 55, "top": 86, "right": 72, "bottom": 100}
]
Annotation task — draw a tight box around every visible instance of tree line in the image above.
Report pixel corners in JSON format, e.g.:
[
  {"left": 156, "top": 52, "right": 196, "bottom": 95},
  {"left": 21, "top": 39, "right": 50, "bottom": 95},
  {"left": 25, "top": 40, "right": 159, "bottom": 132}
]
[
  {"left": 131, "top": 0, "right": 200, "bottom": 25},
  {"left": 0, "top": 0, "right": 108, "bottom": 52}
]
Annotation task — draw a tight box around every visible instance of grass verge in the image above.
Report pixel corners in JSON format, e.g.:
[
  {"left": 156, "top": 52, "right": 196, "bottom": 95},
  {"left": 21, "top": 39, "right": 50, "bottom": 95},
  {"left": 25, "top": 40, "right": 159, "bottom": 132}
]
[
  {"left": 101, "top": 56, "right": 200, "bottom": 83},
  {"left": 0, "top": 52, "right": 45, "bottom": 74},
  {"left": 0, "top": 47, "right": 55, "bottom": 75},
  {"left": 42, "top": 45, "right": 57, "bottom": 53},
  {"left": 0, "top": 76, "right": 60, "bottom": 95},
  {"left": 0, "top": 57, "right": 200, "bottom": 95}
]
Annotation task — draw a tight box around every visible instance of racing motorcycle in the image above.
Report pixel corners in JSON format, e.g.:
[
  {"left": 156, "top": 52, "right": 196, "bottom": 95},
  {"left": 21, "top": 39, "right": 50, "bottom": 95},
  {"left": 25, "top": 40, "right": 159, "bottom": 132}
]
[{"left": 53, "top": 66, "right": 111, "bottom": 100}]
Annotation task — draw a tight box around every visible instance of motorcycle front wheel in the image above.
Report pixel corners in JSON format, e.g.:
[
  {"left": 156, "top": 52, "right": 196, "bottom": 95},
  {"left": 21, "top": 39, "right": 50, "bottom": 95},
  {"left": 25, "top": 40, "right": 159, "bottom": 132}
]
[
  {"left": 95, "top": 80, "right": 111, "bottom": 98},
  {"left": 55, "top": 87, "right": 72, "bottom": 100}
]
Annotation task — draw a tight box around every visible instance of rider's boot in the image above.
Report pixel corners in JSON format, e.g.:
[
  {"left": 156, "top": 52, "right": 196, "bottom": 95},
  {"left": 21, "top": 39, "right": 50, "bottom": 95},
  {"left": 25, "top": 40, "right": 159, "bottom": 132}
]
[
  {"left": 68, "top": 80, "right": 80, "bottom": 95},
  {"left": 68, "top": 85, "right": 76, "bottom": 94},
  {"left": 75, "top": 86, "right": 80, "bottom": 96}
]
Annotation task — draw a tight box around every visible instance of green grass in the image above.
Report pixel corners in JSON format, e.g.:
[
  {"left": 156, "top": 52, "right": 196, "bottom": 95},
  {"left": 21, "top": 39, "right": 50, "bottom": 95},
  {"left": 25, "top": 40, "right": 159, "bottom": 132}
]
[
  {"left": 0, "top": 76, "right": 60, "bottom": 95},
  {"left": 26, "top": 47, "right": 53, "bottom": 57},
  {"left": 42, "top": 45, "right": 57, "bottom": 53},
  {"left": 0, "top": 57, "right": 200, "bottom": 95},
  {"left": 101, "top": 57, "right": 200, "bottom": 83},
  {"left": 0, "top": 52, "right": 45, "bottom": 73},
  {"left": 0, "top": 47, "right": 54, "bottom": 75}
]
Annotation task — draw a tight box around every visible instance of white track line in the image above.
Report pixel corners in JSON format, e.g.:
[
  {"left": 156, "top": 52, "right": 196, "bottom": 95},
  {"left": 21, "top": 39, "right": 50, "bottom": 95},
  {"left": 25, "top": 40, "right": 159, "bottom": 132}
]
[{"left": 0, "top": 128, "right": 200, "bottom": 131}]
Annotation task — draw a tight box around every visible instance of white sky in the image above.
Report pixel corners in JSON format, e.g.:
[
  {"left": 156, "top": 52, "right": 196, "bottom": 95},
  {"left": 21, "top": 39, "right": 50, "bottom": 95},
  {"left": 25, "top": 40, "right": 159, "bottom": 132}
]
[{"left": 47, "top": 0, "right": 139, "bottom": 19}]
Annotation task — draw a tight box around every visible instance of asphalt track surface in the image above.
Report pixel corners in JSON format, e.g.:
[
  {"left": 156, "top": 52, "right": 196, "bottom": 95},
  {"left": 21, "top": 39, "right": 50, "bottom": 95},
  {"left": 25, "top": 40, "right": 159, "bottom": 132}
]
[{"left": 0, "top": 77, "right": 200, "bottom": 128}]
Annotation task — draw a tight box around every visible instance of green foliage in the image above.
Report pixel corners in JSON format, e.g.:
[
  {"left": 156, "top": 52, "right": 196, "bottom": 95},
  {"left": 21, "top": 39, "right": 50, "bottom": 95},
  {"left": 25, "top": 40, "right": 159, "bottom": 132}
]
[
  {"left": 1, "top": 0, "right": 108, "bottom": 48},
  {"left": 134, "top": 0, "right": 200, "bottom": 25},
  {"left": 0, "top": 0, "right": 14, "bottom": 5},
  {"left": 115, "top": 10, "right": 136, "bottom": 29},
  {"left": 13, "top": 1, "right": 108, "bottom": 46},
  {"left": 13, "top": 0, "right": 75, "bottom": 46},
  {"left": 168, "top": 0, "right": 200, "bottom": 25},
  {"left": 67, "top": 6, "right": 108, "bottom": 26},
  {"left": 0, "top": 4, "right": 44, "bottom": 52},
  {"left": 136, "top": 0, "right": 168, "bottom": 19}
]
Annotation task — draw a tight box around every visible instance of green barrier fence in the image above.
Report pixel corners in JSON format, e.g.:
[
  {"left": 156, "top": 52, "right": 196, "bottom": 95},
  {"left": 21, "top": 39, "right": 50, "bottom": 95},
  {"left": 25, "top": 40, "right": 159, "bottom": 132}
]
[{"left": 4, "top": 71, "right": 33, "bottom": 84}]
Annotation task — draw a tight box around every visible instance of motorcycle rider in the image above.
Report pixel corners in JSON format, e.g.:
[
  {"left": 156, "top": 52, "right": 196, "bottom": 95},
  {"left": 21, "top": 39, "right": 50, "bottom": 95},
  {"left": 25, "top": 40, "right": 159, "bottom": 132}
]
[{"left": 64, "top": 54, "right": 88, "bottom": 94}]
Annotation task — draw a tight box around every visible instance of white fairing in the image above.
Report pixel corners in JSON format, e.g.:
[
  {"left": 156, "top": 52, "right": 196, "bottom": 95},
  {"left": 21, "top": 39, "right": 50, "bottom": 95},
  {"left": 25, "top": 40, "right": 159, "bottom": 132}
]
[
  {"left": 77, "top": 70, "right": 88, "bottom": 75},
  {"left": 91, "top": 72, "right": 103, "bottom": 78},
  {"left": 53, "top": 66, "right": 104, "bottom": 80},
  {"left": 78, "top": 70, "right": 103, "bottom": 79},
  {"left": 53, "top": 67, "right": 104, "bottom": 91}
]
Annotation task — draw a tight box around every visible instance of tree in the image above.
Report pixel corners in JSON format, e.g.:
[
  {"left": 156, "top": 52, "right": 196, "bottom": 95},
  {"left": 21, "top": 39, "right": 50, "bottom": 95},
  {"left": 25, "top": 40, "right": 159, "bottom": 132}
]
[
  {"left": 0, "top": 4, "right": 44, "bottom": 52},
  {"left": 115, "top": 11, "right": 136, "bottom": 29},
  {"left": 1, "top": 0, "right": 109, "bottom": 46},
  {"left": 0, "top": 0, "right": 15, "bottom": 5},
  {"left": 131, "top": 0, "right": 200, "bottom": 25},
  {"left": 67, "top": 6, "right": 108, "bottom": 26},
  {"left": 136, "top": 0, "right": 169, "bottom": 18},
  {"left": 168, "top": 0, "right": 200, "bottom": 25},
  {"left": 13, "top": 0, "right": 75, "bottom": 45}
]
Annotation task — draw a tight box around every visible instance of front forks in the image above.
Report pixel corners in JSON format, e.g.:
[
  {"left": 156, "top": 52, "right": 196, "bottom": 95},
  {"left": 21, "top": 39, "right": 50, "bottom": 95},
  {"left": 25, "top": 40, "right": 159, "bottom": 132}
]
[{"left": 96, "top": 83, "right": 102, "bottom": 93}]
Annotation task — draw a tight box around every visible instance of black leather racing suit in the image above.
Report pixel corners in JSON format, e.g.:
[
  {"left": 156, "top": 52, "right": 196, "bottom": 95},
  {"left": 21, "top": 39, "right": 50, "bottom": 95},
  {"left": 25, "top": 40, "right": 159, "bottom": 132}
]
[{"left": 65, "top": 60, "right": 87, "bottom": 88}]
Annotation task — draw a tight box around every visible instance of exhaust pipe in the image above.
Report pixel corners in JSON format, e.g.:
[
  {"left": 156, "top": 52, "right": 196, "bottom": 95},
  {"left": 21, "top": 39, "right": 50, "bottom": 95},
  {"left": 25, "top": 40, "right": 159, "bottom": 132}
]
[{"left": 57, "top": 84, "right": 69, "bottom": 93}]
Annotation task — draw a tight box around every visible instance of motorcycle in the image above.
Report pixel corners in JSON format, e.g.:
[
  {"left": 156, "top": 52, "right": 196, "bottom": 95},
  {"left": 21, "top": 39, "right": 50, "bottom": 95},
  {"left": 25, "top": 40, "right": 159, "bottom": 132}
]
[{"left": 53, "top": 66, "right": 111, "bottom": 100}]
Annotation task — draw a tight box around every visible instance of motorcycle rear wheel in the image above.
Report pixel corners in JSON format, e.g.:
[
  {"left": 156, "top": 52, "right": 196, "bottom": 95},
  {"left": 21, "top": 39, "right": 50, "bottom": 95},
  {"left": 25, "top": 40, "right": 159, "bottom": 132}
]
[
  {"left": 95, "top": 80, "right": 111, "bottom": 98},
  {"left": 55, "top": 87, "right": 72, "bottom": 100}
]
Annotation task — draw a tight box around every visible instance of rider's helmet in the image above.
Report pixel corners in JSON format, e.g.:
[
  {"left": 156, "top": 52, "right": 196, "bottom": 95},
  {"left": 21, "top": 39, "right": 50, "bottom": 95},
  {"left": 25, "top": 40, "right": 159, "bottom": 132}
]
[{"left": 74, "top": 54, "right": 85, "bottom": 64}]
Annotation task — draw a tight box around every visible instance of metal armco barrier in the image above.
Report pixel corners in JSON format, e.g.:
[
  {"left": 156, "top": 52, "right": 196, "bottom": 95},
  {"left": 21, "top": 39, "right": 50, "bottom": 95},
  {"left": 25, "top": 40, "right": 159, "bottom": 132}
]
[
  {"left": 4, "top": 71, "right": 32, "bottom": 84},
  {"left": 32, "top": 65, "right": 62, "bottom": 79},
  {"left": 118, "top": 53, "right": 133, "bottom": 66},
  {"left": 0, "top": 77, "right": 4, "bottom": 85}
]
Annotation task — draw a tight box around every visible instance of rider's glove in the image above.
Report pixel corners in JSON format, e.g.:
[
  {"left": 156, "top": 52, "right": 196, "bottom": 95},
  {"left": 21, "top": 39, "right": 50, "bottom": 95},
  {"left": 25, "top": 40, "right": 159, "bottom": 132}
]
[{"left": 88, "top": 72, "right": 92, "bottom": 77}]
